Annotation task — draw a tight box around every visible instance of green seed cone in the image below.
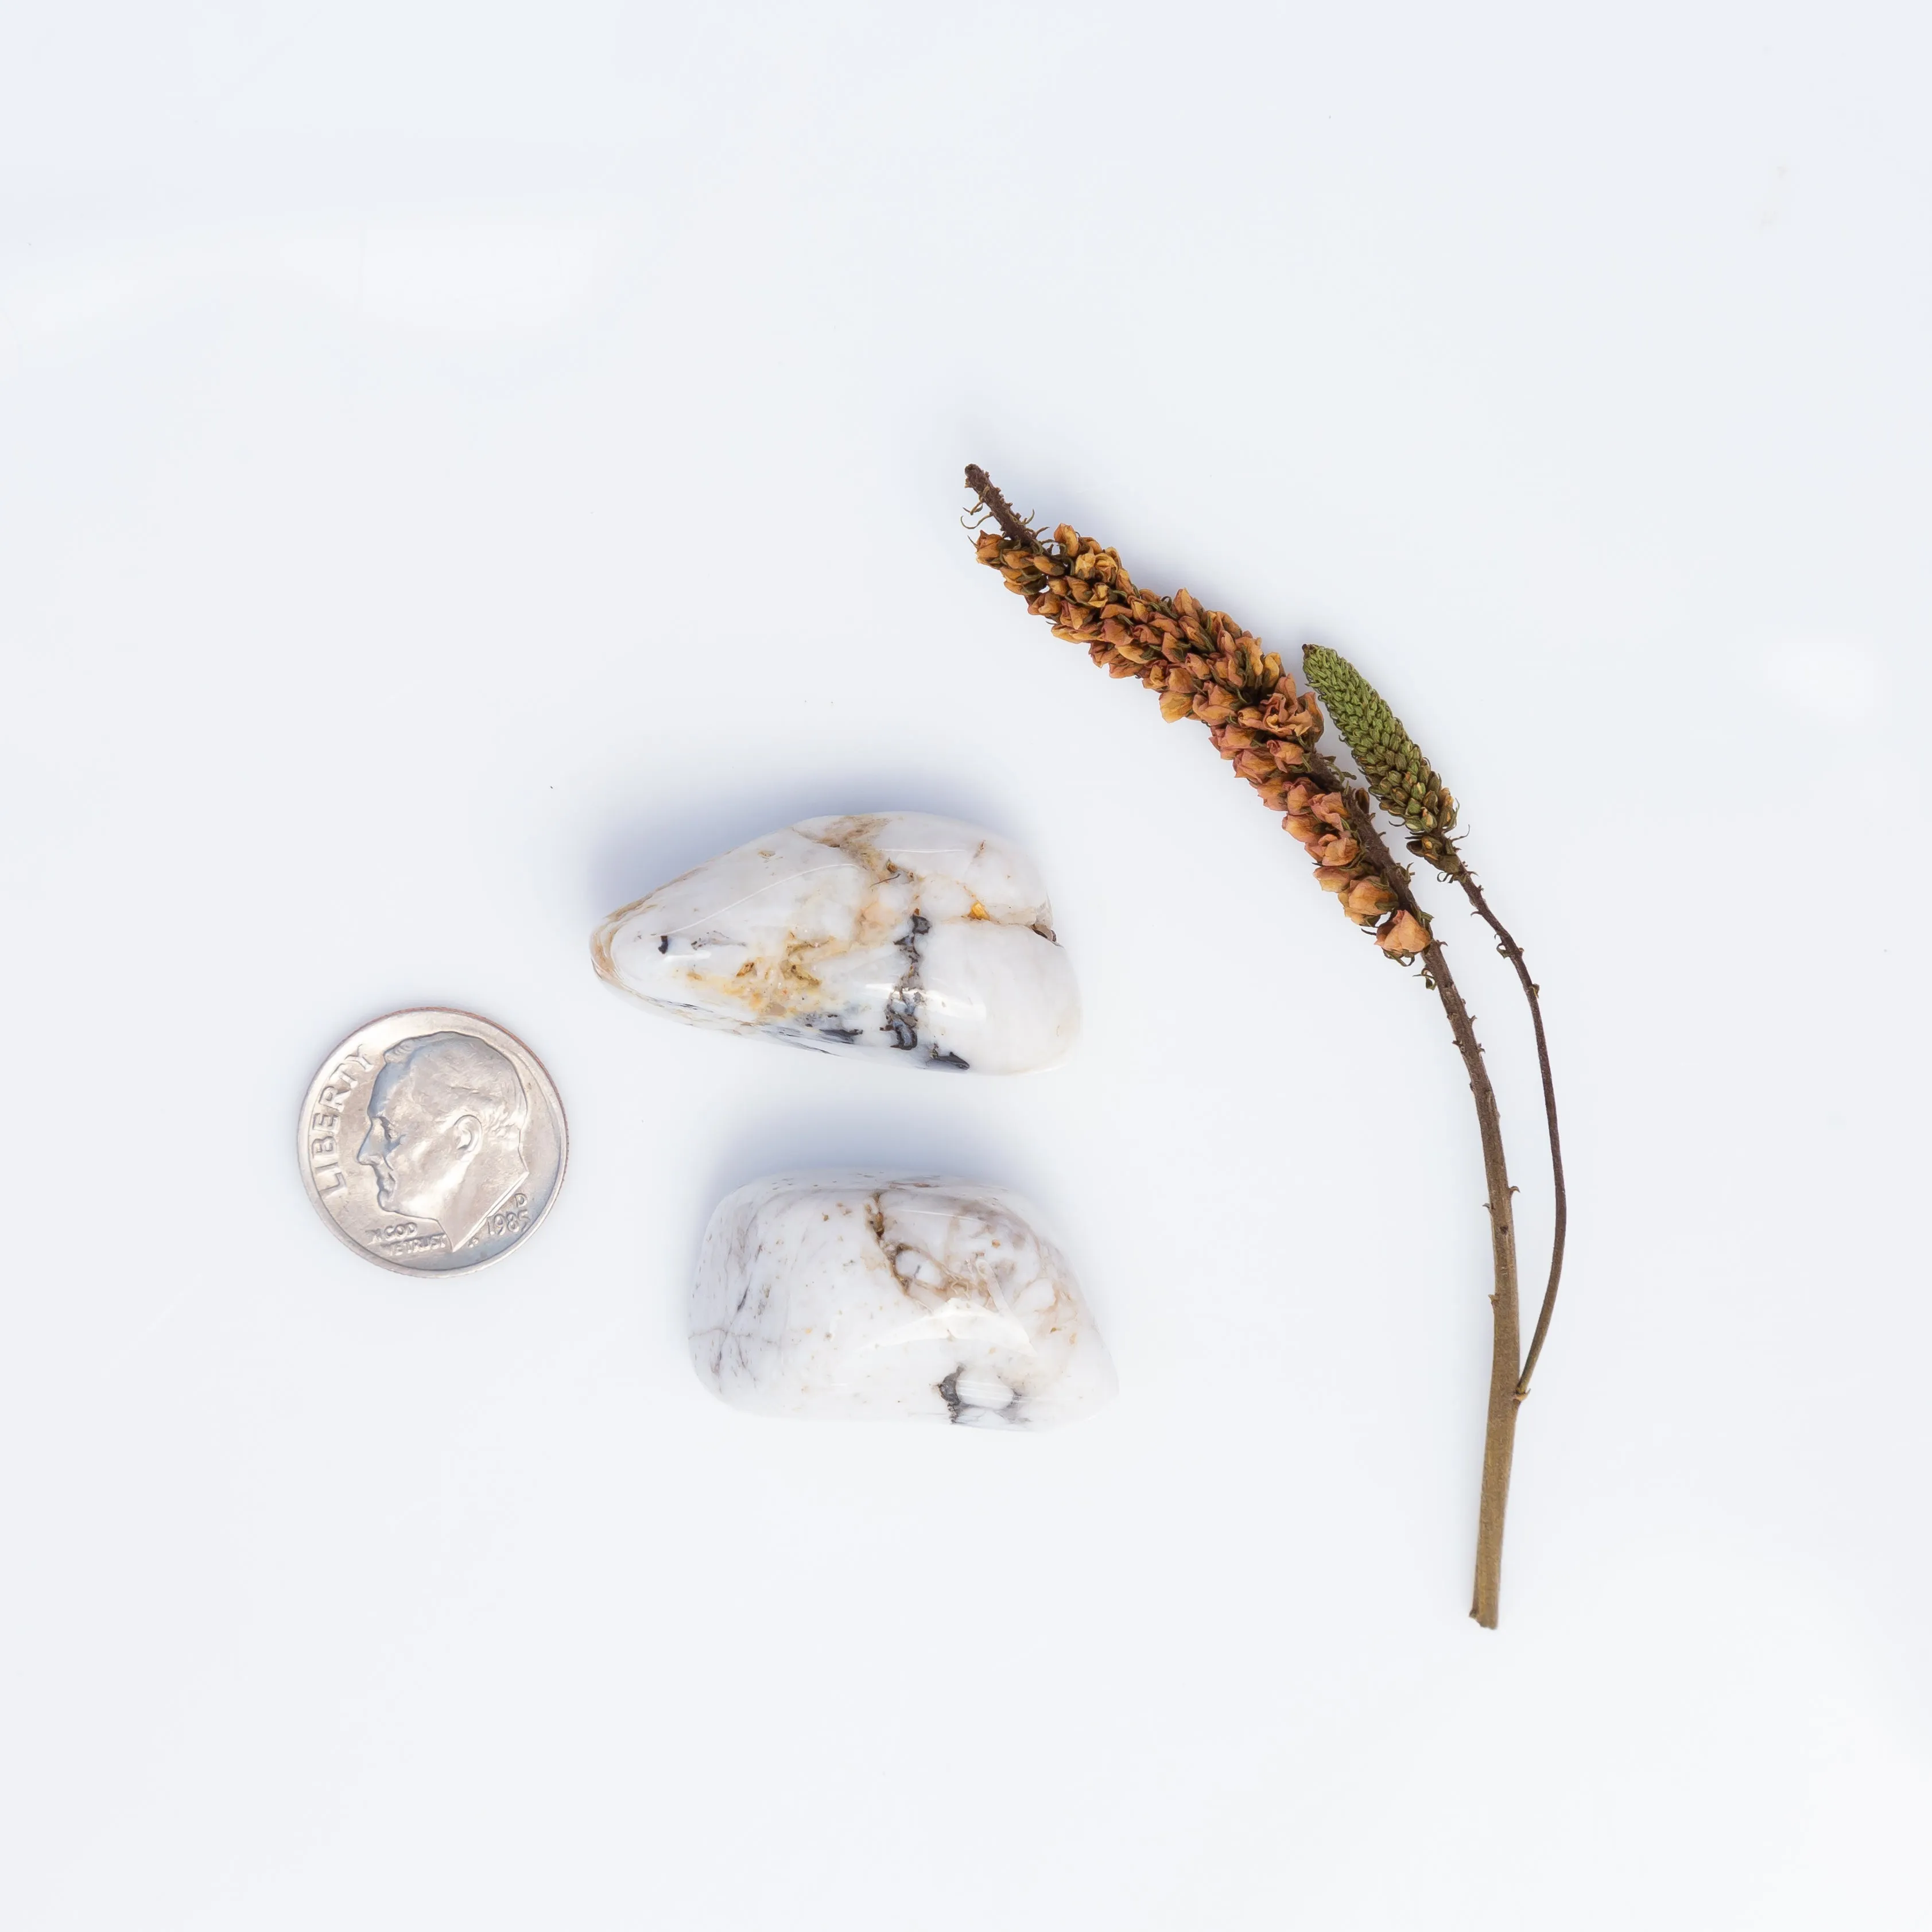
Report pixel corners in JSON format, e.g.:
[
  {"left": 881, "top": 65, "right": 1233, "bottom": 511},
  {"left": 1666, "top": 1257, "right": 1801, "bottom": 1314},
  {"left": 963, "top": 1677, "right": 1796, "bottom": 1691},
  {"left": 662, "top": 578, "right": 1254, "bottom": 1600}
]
[{"left": 1302, "top": 645, "right": 1459, "bottom": 839}]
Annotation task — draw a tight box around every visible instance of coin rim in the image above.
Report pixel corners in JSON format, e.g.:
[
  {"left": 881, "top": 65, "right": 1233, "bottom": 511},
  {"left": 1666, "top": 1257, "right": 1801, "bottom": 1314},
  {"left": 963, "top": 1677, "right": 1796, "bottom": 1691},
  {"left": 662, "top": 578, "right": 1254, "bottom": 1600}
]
[{"left": 296, "top": 1006, "right": 569, "bottom": 1279}]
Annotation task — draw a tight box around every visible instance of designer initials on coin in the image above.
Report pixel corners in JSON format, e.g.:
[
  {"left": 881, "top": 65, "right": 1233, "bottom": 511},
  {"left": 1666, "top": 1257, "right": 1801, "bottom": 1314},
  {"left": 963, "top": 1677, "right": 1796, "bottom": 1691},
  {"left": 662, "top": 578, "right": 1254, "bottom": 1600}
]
[{"left": 297, "top": 1009, "right": 568, "bottom": 1275}]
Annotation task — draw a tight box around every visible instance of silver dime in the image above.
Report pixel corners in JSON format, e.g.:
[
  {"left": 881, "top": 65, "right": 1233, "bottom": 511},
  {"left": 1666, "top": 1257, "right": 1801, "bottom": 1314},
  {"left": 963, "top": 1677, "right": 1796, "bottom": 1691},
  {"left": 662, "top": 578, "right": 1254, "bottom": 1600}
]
[{"left": 297, "top": 1008, "right": 568, "bottom": 1276}]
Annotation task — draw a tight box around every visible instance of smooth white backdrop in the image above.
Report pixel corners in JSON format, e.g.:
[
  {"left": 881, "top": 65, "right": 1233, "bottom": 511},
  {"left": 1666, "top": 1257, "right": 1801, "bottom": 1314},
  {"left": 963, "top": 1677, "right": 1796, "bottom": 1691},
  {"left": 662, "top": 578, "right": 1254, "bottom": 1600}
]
[{"left": 3, "top": 5, "right": 1928, "bottom": 1927}]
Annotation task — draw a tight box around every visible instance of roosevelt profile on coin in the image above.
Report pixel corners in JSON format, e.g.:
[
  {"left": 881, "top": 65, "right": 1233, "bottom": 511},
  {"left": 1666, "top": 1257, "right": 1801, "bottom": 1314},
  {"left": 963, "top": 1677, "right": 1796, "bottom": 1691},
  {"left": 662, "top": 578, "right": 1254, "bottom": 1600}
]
[{"left": 356, "top": 1031, "right": 532, "bottom": 1253}]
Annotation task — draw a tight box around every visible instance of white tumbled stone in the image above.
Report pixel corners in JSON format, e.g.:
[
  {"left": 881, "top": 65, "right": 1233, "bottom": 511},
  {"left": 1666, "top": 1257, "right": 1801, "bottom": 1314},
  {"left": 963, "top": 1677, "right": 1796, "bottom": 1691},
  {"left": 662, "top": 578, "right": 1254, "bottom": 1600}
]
[
  {"left": 690, "top": 1173, "right": 1118, "bottom": 1430},
  {"left": 591, "top": 812, "right": 1078, "bottom": 1074}
]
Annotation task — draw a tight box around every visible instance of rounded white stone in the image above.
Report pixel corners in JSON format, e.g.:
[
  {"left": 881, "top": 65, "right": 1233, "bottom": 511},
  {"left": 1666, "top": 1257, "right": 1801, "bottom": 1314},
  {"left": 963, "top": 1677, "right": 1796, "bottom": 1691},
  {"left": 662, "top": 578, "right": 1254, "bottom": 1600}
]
[{"left": 690, "top": 1172, "right": 1118, "bottom": 1430}]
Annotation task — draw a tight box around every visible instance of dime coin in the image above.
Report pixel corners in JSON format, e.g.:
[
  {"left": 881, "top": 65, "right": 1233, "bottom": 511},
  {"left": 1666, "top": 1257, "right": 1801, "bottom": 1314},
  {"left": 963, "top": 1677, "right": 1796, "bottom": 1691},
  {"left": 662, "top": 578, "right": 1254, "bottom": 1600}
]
[{"left": 297, "top": 1008, "right": 568, "bottom": 1276}]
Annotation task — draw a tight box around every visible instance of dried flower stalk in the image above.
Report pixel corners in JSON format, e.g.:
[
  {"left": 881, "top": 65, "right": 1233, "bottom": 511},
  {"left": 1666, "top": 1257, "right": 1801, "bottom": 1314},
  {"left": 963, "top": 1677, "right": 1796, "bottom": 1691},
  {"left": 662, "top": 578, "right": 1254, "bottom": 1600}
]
[
  {"left": 968, "top": 498, "right": 1429, "bottom": 959},
  {"left": 965, "top": 464, "right": 1561, "bottom": 1627}
]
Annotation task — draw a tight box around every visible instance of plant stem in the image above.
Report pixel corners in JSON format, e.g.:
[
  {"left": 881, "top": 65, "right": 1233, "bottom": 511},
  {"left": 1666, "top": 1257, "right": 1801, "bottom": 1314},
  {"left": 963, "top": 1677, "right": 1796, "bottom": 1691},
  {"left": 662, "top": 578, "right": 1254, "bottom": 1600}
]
[
  {"left": 1314, "top": 758, "right": 1522, "bottom": 1628},
  {"left": 1448, "top": 872, "right": 1565, "bottom": 1402},
  {"left": 964, "top": 461, "right": 1535, "bottom": 1626},
  {"left": 964, "top": 464, "right": 1033, "bottom": 542}
]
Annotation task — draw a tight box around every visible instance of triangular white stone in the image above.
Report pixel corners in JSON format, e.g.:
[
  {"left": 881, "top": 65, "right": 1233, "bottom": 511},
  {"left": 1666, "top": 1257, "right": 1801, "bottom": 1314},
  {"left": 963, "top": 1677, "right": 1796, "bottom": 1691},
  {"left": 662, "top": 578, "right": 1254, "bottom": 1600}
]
[{"left": 592, "top": 812, "right": 1079, "bottom": 1074}]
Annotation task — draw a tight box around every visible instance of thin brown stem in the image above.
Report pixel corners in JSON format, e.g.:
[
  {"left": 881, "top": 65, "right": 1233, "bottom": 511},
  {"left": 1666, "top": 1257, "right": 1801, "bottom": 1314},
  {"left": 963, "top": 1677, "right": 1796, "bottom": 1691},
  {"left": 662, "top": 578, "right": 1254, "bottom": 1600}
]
[
  {"left": 1449, "top": 870, "right": 1565, "bottom": 1403},
  {"left": 1313, "top": 758, "right": 1522, "bottom": 1628},
  {"left": 964, "top": 465, "right": 1035, "bottom": 545}
]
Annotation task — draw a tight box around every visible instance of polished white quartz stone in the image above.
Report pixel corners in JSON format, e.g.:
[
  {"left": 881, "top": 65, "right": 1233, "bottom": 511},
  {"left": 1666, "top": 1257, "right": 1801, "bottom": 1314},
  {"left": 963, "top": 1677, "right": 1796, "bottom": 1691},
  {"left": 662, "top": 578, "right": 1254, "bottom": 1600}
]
[
  {"left": 690, "top": 1173, "right": 1118, "bottom": 1430},
  {"left": 591, "top": 812, "right": 1078, "bottom": 1074}
]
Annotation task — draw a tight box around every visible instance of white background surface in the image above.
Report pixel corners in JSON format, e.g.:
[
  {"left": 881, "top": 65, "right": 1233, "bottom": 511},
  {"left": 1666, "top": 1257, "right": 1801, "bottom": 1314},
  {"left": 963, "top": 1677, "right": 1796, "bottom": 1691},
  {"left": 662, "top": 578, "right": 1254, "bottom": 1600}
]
[{"left": 3, "top": 5, "right": 1929, "bottom": 1926}]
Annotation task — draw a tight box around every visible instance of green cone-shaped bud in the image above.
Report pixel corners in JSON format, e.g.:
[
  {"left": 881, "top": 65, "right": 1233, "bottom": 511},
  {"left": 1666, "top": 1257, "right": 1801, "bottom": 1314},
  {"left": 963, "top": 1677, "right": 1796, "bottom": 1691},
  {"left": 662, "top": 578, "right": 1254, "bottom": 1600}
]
[{"left": 1302, "top": 645, "right": 1459, "bottom": 839}]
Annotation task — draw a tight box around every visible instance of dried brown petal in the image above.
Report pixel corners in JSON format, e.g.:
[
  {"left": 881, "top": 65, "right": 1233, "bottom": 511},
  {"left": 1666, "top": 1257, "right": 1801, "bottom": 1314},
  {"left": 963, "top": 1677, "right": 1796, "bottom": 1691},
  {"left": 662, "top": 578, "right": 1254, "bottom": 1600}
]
[
  {"left": 1347, "top": 878, "right": 1398, "bottom": 922},
  {"left": 1376, "top": 910, "right": 1431, "bottom": 958}
]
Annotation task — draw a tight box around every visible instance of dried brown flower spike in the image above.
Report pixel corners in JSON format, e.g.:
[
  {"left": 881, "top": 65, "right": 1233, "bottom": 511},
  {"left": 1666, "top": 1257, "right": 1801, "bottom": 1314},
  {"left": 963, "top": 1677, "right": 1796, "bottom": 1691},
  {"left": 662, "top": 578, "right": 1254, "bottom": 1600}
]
[
  {"left": 965, "top": 464, "right": 1566, "bottom": 1628},
  {"left": 967, "top": 482, "right": 1425, "bottom": 960}
]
